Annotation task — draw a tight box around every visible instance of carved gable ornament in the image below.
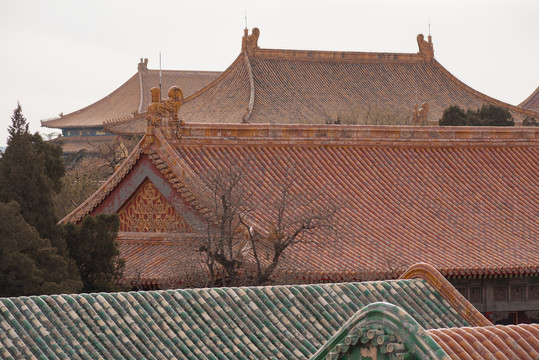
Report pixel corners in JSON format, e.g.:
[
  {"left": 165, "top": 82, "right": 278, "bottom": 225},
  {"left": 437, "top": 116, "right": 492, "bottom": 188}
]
[{"left": 118, "top": 179, "right": 193, "bottom": 233}]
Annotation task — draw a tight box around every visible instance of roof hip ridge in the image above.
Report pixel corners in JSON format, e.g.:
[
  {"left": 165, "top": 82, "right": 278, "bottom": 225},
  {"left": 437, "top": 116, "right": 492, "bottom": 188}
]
[
  {"left": 400, "top": 263, "right": 492, "bottom": 327},
  {"left": 242, "top": 51, "right": 255, "bottom": 123}
]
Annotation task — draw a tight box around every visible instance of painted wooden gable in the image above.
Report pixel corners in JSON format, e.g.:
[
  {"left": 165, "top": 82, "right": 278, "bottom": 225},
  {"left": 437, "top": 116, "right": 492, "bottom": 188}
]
[{"left": 118, "top": 179, "right": 193, "bottom": 233}]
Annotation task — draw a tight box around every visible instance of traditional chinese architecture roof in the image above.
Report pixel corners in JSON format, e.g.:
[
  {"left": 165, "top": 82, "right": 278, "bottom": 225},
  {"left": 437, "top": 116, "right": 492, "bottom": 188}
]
[
  {"left": 40, "top": 59, "right": 220, "bottom": 130},
  {"left": 0, "top": 264, "right": 498, "bottom": 359},
  {"left": 312, "top": 302, "right": 538, "bottom": 360},
  {"left": 520, "top": 86, "right": 539, "bottom": 112},
  {"left": 104, "top": 29, "right": 539, "bottom": 136},
  {"left": 61, "top": 117, "right": 539, "bottom": 287},
  {"left": 429, "top": 324, "right": 539, "bottom": 359}
]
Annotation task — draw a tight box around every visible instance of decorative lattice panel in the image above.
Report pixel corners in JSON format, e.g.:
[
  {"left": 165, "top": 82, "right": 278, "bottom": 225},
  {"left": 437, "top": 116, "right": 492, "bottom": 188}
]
[{"left": 118, "top": 180, "right": 192, "bottom": 233}]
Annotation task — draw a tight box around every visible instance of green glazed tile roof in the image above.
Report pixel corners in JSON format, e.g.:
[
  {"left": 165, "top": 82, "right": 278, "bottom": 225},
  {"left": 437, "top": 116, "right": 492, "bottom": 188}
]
[{"left": 0, "top": 279, "right": 470, "bottom": 359}]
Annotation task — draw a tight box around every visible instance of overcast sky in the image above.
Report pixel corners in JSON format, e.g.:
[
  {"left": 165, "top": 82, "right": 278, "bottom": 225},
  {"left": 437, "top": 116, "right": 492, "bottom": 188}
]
[{"left": 1, "top": 0, "right": 538, "bottom": 147}]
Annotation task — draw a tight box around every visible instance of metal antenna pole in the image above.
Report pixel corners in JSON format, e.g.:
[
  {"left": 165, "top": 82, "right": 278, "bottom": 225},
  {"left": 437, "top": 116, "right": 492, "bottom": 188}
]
[{"left": 159, "top": 52, "right": 162, "bottom": 102}]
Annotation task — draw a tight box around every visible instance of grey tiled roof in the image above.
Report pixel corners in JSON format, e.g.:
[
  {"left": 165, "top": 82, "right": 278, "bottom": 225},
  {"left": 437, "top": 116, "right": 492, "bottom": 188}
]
[{"left": 0, "top": 279, "right": 471, "bottom": 359}]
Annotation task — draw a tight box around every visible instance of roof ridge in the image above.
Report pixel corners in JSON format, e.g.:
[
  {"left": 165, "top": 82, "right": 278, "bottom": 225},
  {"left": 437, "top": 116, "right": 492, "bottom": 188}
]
[
  {"left": 310, "top": 302, "right": 449, "bottom": 360},
  {"left": 177, "top": 123, "right": 539, "bottom": 147},
  {"left": 400, "top": 263, "right": 492, "bottom": 327},
  {"left": 242, "top": 52, "right": 255, "bottom": 122},
  {"left": 252, "top": 47, "right": 427, "bottom": 63}
]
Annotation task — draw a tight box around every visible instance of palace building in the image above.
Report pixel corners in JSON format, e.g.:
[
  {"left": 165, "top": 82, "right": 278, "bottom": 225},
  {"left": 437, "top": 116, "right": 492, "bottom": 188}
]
[
  {"left": 40, "top": 59, "right": 220, "bottom": 153},
  {"left": 54, "top": 29, "right": 539, "bottom": 325},
  {"left": 103, "top": 28, "right": 538, "bottom": 137},
  {"left": 42, "top": 28, "right": 539, "bottom": 153},
  {"left": 60, "top": 81, "right": 539, "bottom": 324}
]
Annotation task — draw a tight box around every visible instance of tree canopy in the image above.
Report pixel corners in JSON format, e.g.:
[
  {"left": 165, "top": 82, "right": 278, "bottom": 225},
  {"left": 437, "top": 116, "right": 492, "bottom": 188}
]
[
  {"left": 0, "top": 201, "right": 82, "bottom": 296},
  {"left": 0, "top": 103, "right": 65, "bottom": 244},
  {"left": 0, "top": 103, "right": 125, "bottom": 296},
  {"left": 439, "top": 104, "right": 514, "bottom": 126},
  {"left": 63, "top": 214, "right": 125, "bottom": 292}
]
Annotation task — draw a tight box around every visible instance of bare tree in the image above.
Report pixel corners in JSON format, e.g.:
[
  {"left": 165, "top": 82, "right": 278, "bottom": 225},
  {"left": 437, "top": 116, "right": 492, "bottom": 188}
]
[
  {"left": 196, "top": 161, "right": 255, "bottom": 287},
  {"left": 243, "top": 166, "right": 338, "bottom": 285},
  {"left": 194, "top": 160, "right": 339, "bottom": 287},
  {"left": 87, "top": 135, "right": 141, "bottom": 176}
]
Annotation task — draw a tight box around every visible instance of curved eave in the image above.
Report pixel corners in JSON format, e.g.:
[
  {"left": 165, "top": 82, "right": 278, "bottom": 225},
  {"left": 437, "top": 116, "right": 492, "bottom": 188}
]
[
  {"left": 41, "top": 71, "right": 141, "bottom": 129},
  {"left": 433, "top": 60, "right": 539, "bottom": 120},
  {"left": 184, "top": 54, "right": 246, "bottom": 103}
]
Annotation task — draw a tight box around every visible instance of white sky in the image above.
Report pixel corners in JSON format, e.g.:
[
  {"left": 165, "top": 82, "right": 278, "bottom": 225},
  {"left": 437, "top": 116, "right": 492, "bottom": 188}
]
[{"left": 1, "top": 0, "right": 538, "bottom": 147}]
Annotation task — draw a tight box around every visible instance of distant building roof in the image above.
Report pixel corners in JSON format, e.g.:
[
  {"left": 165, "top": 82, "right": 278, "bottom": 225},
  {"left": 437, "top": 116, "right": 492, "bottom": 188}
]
[
  {"left": 62, "top": 120, "right": 539, "bottom": 287},
  {"left": 520, "top": 86, "right": 539, "bottom": 112},
  {"left": 41, "top": 59, "right": 220, "bottom": 130},
  {"left": 105, "top": 29, "right": 539, "bottom": 135},
  {"left": 0, "top": 263, "right": 496, "bottom": 359}
]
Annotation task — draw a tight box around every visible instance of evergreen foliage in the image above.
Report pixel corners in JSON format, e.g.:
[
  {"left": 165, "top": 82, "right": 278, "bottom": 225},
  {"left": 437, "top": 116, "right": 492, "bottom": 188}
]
[
  {"left": 439, "top": 104, "right": 514, "bottom": 126},
  {"left": 523, "top": 117, "right": 538, "bottom": 126},
  {"left": 0, "top": 103, "right": 65, "bottom": 244},
  {"left": 63, "top": 214, "right": 125, "bottom": 292},
  {"left": 0, "top": 201, "right": 82, "bottom": 296}
]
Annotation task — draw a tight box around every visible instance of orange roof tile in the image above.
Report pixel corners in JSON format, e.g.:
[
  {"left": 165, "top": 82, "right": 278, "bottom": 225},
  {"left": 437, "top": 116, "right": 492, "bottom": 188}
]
[
  {"left": 41, "top": 59, "right": 220, "bottom": 129},
  {"left": 429, "top": 324, "right": 539, "bottom": 359},
  {"left": 63, "top": 124, "right": 539, "bottom": 285},
  {"left": 105, "top": 30, "right": 539, "bottom": 135}
]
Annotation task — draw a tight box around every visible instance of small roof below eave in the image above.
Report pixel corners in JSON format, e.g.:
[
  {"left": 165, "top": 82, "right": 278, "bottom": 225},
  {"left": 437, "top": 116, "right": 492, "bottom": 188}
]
[
  {"left": 41, "top": 61, "right": 220, "bottom": 130},
  {"left": 429, "top": 324, "right": 539, "bottom": 359},
  {"left": 520, "top": 85, "right": 539, "bottom": 111}
]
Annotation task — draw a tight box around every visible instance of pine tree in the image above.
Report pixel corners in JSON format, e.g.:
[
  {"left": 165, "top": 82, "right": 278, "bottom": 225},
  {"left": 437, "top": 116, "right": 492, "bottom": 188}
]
[
  {"left": 0, "top": 103, "right": 65, "bottom": 245},
  {"left": 0, "top": 201, "right": 82, "bottom": 296},
  {"left": 0, "top": 103, "right": 82, "bottom": 295},
  {"left": 63, "top": 214, "right": 125, "bottom": 292}
]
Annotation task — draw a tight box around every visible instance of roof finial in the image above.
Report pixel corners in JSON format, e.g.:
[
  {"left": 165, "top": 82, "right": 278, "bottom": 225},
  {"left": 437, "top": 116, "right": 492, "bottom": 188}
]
[
  {"left": 416, "top": 34, "right": 434, "bottom": 62},
  {"left": 428, "top": 18, "right": 431, "bottom": 37},
  {"left": 138, "top": 58, "right": 148, "bottom": 71},
  {"left": 244, "top": 10, "right": 248, "bottom": 30},
  {"left": 241, "top": 27, "right": 260, "bottom": 56}
]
